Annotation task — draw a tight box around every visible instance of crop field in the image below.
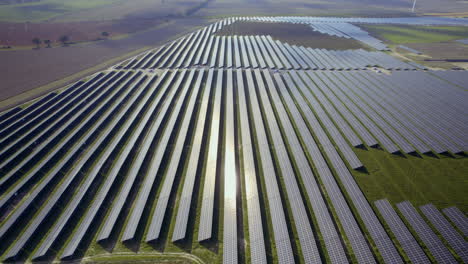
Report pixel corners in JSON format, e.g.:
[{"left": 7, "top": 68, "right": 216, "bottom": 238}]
[{"left": 0, "top": 16, "right": 467, "bottom": 264}]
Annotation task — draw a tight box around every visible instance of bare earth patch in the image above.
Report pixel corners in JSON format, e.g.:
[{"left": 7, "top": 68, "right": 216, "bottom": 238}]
[{"left": 215, "top": 21, "right": 369, "bottom": 50}]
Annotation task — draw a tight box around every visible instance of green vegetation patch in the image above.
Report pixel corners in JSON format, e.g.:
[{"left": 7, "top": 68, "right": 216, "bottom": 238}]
[
  {"left": 352, "top": 148, "right": 468, "bottom": 212},
  {"left": 362, "top": 25, "right": 468, "bottom": 44}
]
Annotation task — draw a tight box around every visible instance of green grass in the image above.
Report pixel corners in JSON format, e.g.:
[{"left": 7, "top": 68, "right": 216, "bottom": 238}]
[
  {"left": 0, "top": 0, "right": 123, "bottom": 22},
  {"left": 362, "top": 25, "right": 468, "bottom": 44},
  {"left": 352, "top": 148, "right": 468, "bottom": 212}
]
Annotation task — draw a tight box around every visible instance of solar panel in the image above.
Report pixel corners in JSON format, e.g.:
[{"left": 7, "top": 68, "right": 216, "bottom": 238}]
[
  {"left": 282, "top": 71, "right": 375, "bottom": 263},
  {"left": 0, "top": 92, "right": 57, "bottom": 133},
  {"left": 287, "top": 72, "right": 363, "bottom": 169},
  {"left": 328, "top": 71, "right": 415, "bottom": 153},
  {"left": 194, "top": 26, "right": 212, "bottom": 65},
  {"left": 158, "top": 36, "right": 187, "bottom": 68},
  {"left": 146, "top": 70, "right": 203, "bottom": 242},
  {"left": 316, "top": 71, "right": 400, "bottom": 153},
  {"left": 210, "top": 37, "right": 221, "bottom": 68},
  {"left": 0, "top": 73, "right": 110, "bottom": 164},
  {"left": 375, "top": 73, "right": 463, "bottom": 153},
  {"left": 238, "top": 36, "right": 250, "bottom": 68},
  {"left": 420, "top": 204, "right": 468, "bottom": 263},
  {"left": 141, "top": 45, "right": 168, "bottom": 68},
  {"left": 244, "top": 69, "right": 294, "bottom": 263},
  {"left": 0, "top": 72, "right": 143, "bottom": 260},
  {"left": 198, "top": 70, "right": 223, "bottom": 241},
  {"left": 57, "top": 75, "right": 156, "bottom": 259},
  {"left": 175, "top": 31, "right": 201, "bottom": 68},
  {"left": 222, "top": 69, "right": 238, "bottom": 264},
  {"left": 347, "top": 72, "right": 432, "bottom": 154},
  {"left": 121, "top": 71, "right": 188, "bottom": 242},
  {"left": 300, "top": 72, "right": 401, "bottom": 263},
  {"left": 248, "top": 36, "right": 266, "bottom": 68},
  {"left": 235, "top": 69, "right": 267, "bottom": 264},
  {"left": 254, "top": 36, "right": 275, "bottom": 68},
  {"left": 258, "top": 69, "right": 325, "bottom": 263},
  {"left": 442, "top": 207, "right": 468, "bottom": 237},
  {"left": 226, "top": 36, "right": 233, "bottom": 68},
  {"left": 397, "top": 201, "right": 457, "bottom": 264},
  {"left": 302, "top": 71, "right": 377, "bottom": 147},
  {"left": 233, "top": 36, "right": 242, "bottom": 68},
  {"left": 0, "top": 72, "right": 127, "bottom": 208},
  {"left": 359, "top": 72, "right": 450, "bottom": 154},
  {"left": 184, "top": 28, "right": 208, "bottom": 67},
  {"left": 283, "top": 43, "right": 309, "bottom": 70},
  {"left": 172, "top": 69, "right": 215, "bottom": 242},
  {"left": 375, "top": 199, "right": 430, "bottom": 264},
  {"left": 272, "top": 72, "right": 349, "bottom": 263}
]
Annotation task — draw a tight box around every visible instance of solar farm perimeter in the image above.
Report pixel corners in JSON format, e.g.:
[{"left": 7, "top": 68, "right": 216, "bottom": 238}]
[{"left": 0, "top": 16, "right": 467, "bottom": 264}]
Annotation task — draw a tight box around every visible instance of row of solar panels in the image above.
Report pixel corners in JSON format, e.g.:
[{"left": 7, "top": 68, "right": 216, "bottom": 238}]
[
  {"left": 281, "top": 70, "right": 467, "bottom": 155},
  {"left": 0, "top": 69, "right": 466, "bottom": 263},
  {"left": 243, "top": 16, "right": 468, "bottom": 26},
  {"left": 375, "top": 200, "right": 467, "bottom": 264},
  {"left": 310, "top": 23, "right": 389, "bottom": 51},
  {"left": 430, "top": 70, "right": 468, "bottom": 88},
  {"left": 118, "top": 25, "right": 418, "bottom": 71},
  {"left": 398, "top": 45, "right": 422, "bottom": 55}
]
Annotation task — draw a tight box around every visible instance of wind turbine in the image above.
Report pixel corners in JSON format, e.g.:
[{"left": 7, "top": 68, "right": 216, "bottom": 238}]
[{"left": 412, "top": 0, "right": 417, "bottom": 13}]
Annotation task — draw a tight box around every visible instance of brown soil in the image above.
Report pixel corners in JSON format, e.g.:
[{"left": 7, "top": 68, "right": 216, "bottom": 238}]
[
  {"left": 215, "top": 21, "right": 369, "bottom": 50},
  {"left": 0, "top": 18, "right": 166, "bottom": 46}
]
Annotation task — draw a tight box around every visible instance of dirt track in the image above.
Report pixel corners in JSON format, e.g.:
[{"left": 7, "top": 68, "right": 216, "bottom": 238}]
[{"left": 0, "top": 17, "right": 209, "bottom": 106}]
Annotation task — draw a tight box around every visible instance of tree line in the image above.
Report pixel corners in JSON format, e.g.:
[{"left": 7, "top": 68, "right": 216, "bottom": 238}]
[{"left": 32, "top": 32, "right": 110, "bottom": 49}]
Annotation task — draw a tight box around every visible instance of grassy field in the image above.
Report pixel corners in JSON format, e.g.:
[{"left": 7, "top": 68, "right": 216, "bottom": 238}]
[
  {"left": 362, "top": 25, "right": 468, "bottom": 44},
  {"left": 352, "top": 148, "right": 468, "bottom": 212}
]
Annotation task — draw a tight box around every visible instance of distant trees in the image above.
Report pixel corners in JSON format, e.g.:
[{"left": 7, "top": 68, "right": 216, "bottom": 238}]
[
  {"left": 44, "top": 39, "right": 51, "bottom": 48},
  {"left": 59, "top": 35, "right": 69, "bottom": 46},
  {"left": 32, "top": 37, "right": 41, "bottom": 49}
]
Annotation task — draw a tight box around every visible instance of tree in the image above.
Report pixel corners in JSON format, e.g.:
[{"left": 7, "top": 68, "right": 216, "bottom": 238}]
[
  {"left": 101, "top": 31, "right": 109, "bottom": 38},
  {"left": 59, "top": 35, "right": 69, "bottom": 46},
  {"left": 44, "top": 39, "right": 51, "bottom": 48},
  {"left": 32, "top": 37, "right": 41, "bottom": 49}
]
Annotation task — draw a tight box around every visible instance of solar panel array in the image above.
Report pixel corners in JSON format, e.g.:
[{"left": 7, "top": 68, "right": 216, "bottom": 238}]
[
  {"left": 374, "top": 199, "right": 430, "bottom": 264},
  {"left": 420, "top": 204, "right": 468, "bottom": 263},
  {"left": 310, "top": 23, "right": 389, "bottom": 50},
  {"left": 247, "top": 16, "right": 468, "bottom": 26},
  {"left": 116, "top": 23, "right": 419, "bottom": 70},
  {"left": 1, "top": 16, "right": 467, "bottom": 264},
  {"left": 442, "top": 207, "right": 468, "bottom": 237},
  {"left": 398, "top": 45, "right": 422, "bottom": 55},
  {"left": 397, "top": 201, "right": 457, "bottom": 264}
]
